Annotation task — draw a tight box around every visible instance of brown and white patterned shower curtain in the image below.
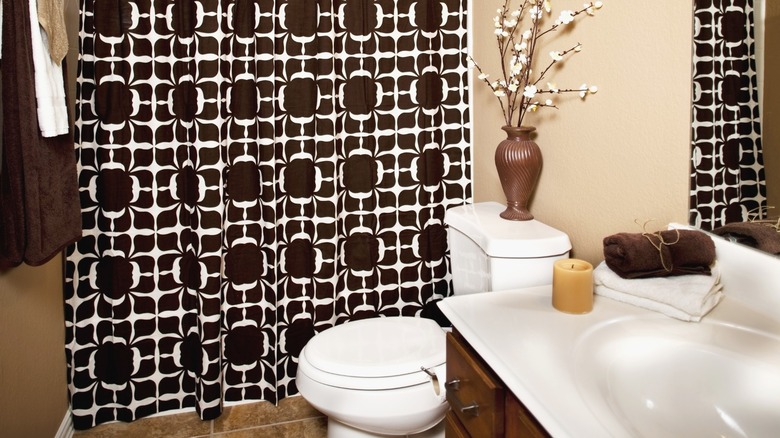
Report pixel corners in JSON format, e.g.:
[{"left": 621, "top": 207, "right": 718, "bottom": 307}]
[
  {"left": 64, "top": 0, "right": 470, "bottom": 429},
  {"left": 690, "top": 0, "right": 765, "bottom": 229}
]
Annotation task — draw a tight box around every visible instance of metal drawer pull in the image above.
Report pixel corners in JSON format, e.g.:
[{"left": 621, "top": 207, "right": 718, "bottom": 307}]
[{"left": 445, "top": 379, "right": 480, "bottom": 416}]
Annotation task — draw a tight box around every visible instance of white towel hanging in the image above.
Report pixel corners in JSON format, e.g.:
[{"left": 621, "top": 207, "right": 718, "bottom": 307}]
[{"left": 29, "top": 0, "right": 69, "bottom": 137}]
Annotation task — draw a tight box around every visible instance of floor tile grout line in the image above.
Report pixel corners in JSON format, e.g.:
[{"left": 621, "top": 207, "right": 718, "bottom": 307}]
[{"left": 209, "top": 415, "right": 326, "bottom": 436}]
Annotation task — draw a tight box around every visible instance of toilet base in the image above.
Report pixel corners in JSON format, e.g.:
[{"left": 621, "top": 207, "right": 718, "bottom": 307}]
[{"left": 328, "top": 419, "right": 445, "bottom": 438}]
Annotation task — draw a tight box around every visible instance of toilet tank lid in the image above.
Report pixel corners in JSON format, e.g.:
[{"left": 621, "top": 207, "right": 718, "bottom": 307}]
[
  {"left": 444, "top": 202, "right": 572, "bottom": 258},
  {"left": 303, "top": 317, "right": 445, "bottom": 378}
]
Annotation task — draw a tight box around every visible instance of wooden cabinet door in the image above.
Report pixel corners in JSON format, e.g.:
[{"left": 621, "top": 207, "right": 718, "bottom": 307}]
[
  {"left": 444, "top": 411, "right": 471, "bottom": 438},
  {"left": 446, "top": 330, "right": 505, "bottom": 438},
  {"left": 505, "top": 391, "right": 551, "bottom": 438}
]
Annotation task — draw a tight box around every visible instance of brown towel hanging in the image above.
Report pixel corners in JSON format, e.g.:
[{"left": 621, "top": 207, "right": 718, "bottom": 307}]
[{"left": 0, "top": 0, "right": 81, "bottom": 268}]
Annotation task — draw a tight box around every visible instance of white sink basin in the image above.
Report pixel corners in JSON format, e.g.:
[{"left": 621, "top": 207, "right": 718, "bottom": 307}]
[{"left": 574, "top": 316, "right": 780, "bottom": 437}]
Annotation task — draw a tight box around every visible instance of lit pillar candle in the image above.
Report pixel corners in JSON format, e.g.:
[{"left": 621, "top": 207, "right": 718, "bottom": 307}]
[{"left": 552, "top": 259, "right": 594, "bottom": 314}]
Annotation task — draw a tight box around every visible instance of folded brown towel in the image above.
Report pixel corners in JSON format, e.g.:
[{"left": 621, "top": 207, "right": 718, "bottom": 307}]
[
  {"left": 603, "top": 230, "right": 715, "bottom": 279},
  {"left": 711, "top": 222, "right": 780, "bottom": 255}
]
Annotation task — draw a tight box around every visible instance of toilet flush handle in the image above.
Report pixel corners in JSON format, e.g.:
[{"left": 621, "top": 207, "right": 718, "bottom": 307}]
[{"left": 419, "top": 366, "right": 447, "bottom": 401}]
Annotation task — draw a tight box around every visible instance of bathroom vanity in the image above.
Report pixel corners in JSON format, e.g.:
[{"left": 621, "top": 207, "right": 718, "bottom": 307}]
[
  {"left": 444, "top": 328, "right": 548, "bottom": 437},
  {"left": 440, "top": 286, "right": 638, "bottom": 437},
  {"left": 438, "top": 233, "right": 780, "bottom": 438}
]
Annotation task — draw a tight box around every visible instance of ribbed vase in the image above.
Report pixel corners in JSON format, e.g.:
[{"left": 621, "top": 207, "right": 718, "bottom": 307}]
[{"left": 495, "top": 125, "right": 542, "bottom": 221}]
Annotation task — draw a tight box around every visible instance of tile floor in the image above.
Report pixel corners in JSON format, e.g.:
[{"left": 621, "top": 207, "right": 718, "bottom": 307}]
[{"left": 72, "top": 396, "right": 327, "bottom": 438}]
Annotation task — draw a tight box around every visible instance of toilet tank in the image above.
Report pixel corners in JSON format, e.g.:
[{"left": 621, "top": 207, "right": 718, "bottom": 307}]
[{"left": 444, "top": 202, "right": 571, "bottom": 295}]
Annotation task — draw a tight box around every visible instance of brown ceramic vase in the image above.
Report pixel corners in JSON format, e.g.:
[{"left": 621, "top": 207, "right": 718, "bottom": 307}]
[{"left": 495, "top": 125, "right": 542, "bottom": 221}]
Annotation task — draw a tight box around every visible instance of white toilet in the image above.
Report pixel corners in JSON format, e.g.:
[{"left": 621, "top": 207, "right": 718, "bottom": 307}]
[{"left": 296, "top": 202, "right": 571, "bottom": 438}]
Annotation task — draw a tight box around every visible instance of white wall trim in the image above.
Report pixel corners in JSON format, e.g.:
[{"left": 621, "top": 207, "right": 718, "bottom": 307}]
[{"left": 55, "top": 410, "right": 74, "bottom": 438}]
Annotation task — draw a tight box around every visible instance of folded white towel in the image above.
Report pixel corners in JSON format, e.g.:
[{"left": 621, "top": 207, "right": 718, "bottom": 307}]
[
  {"left": 593, "top": 261, "right": 723, "bottom": 322},
  {"left": 30, "top": 0, "right": 70, "bottom": 137}
]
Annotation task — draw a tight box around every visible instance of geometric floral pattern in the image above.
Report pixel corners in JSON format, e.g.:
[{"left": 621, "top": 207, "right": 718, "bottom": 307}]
[
  {"left": 690, "top": 0, "right": 765, "bottom": 229},
  {"left": 64, "top": 0, "right": 470, "bottom": 429}
]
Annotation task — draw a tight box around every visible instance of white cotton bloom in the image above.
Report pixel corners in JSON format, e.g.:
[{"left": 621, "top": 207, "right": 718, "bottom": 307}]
[
  {"left": 530, "top": 6, "right": 543, "bottom": 20},
  {"left": 478, "top": 73, "right": 489, "bottom": 80},
  {"left": 558, "top": 10, "right": 575, "bottom": 24},
  {"left": 547, "top": 82, "right": 559, "bottom": 93},
  {"left": 574, "top": 44, "right": 582, "bottom": 52},
  {"left": 545, "top": 99, "right": 553, "bottom": 106},
  {"left": 549, "top": 51, "right": 563, "bottom": 61},
  {"left": 512, "top": 9, "right": 521, "bottom": 17},
  {"left": 494, "top": 28, "right": 504, "bottom": 35},
  {"left": 523, "top": 85, "right": 538, "bottom": 98},
  {"left": 589, "top": 85, "right": 599, "bottom": 94},
  {"left": 518, "top": 54, "right": 528, "bottom": 64},
  {"left": 509, "top": 57, "right": 521, "bottom": 73},
  {"left": 505, "top": 19, "right": 517, "bottom": 27},
  {"left": 523, "top": 30, "right": 533, "bottom": 40},
  {"left": 508, "top": 83, "right": 518, "bottom": 92},
  {"left": 501, "top": 30, "right": 510, "bottom": 37},
  {"left": 579, "top": 83, "right": 589, "bottom": 99},
  {"left": 495, "top": 90, "right": 506, "bottom": 97},
  {"left": 595, "top": 1, "right": 603, "bottom": 9},
  {"left": 544, "top": 0, "right": 552, "bottom": 13}
]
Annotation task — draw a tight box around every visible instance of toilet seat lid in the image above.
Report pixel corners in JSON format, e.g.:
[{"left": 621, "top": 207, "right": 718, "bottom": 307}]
[{"left": 303, "top": 317, "right": 445, "bottom": 378}]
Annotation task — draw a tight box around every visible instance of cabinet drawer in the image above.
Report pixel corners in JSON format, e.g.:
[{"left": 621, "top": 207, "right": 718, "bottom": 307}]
[{"left": 446, "top": 330, "right": 505, "bottom": 438}]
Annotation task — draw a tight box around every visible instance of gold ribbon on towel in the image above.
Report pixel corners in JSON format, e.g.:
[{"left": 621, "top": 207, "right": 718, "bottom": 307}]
[{"left": 635, "top": 219, "right": 680, "bottom": 272}]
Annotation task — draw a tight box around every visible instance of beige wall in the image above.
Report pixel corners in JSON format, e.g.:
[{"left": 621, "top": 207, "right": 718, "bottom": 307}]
[
  {"left": 0, "top": 256, "right": 69, "bottom": 437},
  {"left": 472, "top": 1, "right": 693, "bottom": 264}
]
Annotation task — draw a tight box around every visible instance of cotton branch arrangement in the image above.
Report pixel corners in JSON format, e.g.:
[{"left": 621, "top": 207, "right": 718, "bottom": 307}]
[{"left": 469, "top": 0, "right": 603, "bottom": 127}]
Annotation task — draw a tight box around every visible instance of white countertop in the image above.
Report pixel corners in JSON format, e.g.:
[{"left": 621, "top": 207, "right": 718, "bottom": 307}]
[{"left": 437, "top": 286, "right": 780, "bottom": 438}]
